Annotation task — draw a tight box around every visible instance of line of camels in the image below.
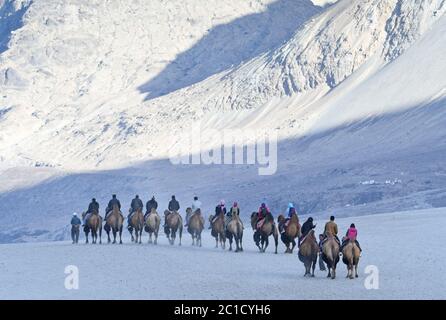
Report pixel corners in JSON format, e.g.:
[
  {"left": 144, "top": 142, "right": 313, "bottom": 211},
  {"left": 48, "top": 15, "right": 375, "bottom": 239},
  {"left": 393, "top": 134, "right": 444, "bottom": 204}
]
[{"left": 75, "top": 204, "right": 361, "bottom": 279}]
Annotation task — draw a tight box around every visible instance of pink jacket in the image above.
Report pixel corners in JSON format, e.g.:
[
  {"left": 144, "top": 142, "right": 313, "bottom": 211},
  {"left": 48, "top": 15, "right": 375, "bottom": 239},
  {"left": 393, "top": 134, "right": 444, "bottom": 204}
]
[
  {"left": 258, "top": 206, "right": 270, "bottom": 218},
  {"left": 347, "top": 227, "right": 358, "bottom": 241}
]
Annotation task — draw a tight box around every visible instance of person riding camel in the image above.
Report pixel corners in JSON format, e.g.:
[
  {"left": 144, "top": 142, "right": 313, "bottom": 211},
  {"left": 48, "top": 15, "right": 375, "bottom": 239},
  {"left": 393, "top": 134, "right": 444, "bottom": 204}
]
[
  {"left": 164, "top": 195, "right": 180, "bottom": 227},
  {"left": 209, "top": 200, "right": 226, "bottom": 228},
  {"left": 280, "top": 203, "right": 297, "bottom": 232},
  {"left": 341, "top": 223, "right": 362, "bottom": 252},
  {"left": 83, "top": 198, "right": 100, "bottom": 226},
  {"left": 105, "top": 194, "right": 121, "bottom": 219},
  {"left": 256, "top": 203, "right": 270, "bottom": 231},
  {"left": 192, "top": 196, "right": 202, "bottom": 214},
  {"left": 324, "top": 216, "right": 339, "bottom": 239},
  {"left": 227, "top": 202, "right": 243, "bottom": 230},
  {"left": 168, "top": 195, "right": 180, "bottom": 212},
  {"left": 299, "top": 217, "right": 316, "bottom": 246},
  {"left": 319, "top": 215, "right": 340, "bottom": 250},
  {"left": 145, "top": 196, "right": 158, "bottom": 219},
  {"left": 228, "top": 202, "right": 240, "bottom": 217},
  {"left": 186, "top": 196, "right": 202, "bottom": 227},
  {"left": 127, "top": 195, "right": 144, "bottom": 229}
]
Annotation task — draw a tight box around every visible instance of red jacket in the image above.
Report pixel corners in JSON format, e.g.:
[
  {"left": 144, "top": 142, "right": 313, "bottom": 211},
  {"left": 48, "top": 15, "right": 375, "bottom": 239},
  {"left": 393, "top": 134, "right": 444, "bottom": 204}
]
[
  {"left": 258, "top": 206, "right": 270, "bottom": 218},
  {"left": 346, "top": 227, "right": 358, "bottom": 241}
]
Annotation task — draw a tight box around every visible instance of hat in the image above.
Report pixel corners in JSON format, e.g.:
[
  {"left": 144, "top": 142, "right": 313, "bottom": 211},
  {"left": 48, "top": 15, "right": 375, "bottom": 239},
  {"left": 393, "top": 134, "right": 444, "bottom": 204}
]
[{"left": 73, "top": 212, "right": 78, "bottom": 216}]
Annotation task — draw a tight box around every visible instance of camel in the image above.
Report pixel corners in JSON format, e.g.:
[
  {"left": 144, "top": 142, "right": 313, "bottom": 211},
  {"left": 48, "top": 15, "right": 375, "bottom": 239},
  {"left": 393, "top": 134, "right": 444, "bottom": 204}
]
[
  {"left": 104, "top": 204, "right": 124, "bottom": 244},
  {"left": 342, "top": 239, "right": 361, "bottom": 279},
  {"left": 226, "top": 213, "right": 244, "bottom": 252},
  {"left": 82, "top": 210, "right": 102, "bottom": 244},
  {"left": 186, "top": 208, "right": 204, "bottom": 247},
  {"left": 128, "top": 208, "right": 144, "bottom": 244},
  {"left": 321, "top": 232, "right": 340, "bottom": 279},
  {"left": 209, "top": 211, "right": 226, "bottom": 249},
  {"left": 251, "top": 212, "right": 278, "bottom": 254},
  {"left": 145, "top": 208, "right": 161, "bottom": 245},
  {"left": 164, "top": 210, "right": 183, "bottom": 246},
  {"left": 277, "top": 213, "right": 301, "bottom": 253},
  {"left": 298, "top": 230, "right": 319, "bottom": 277}
]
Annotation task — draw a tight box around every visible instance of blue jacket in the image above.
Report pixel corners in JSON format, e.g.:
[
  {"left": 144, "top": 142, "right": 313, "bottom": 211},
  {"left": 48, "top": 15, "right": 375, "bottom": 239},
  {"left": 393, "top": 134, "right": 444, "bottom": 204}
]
[{"left": 71, "top": 216, "right": 81, "bottom": 225}]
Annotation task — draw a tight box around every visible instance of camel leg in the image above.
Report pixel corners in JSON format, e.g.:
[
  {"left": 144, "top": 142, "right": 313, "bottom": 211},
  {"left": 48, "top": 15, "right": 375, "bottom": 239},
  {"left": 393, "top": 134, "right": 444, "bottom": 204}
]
[
  {"left": 112, "top": 229, "right": 117, "bottom": 244},
  {"left": 332, "top": 268, "right": 336, "bottom": 280},
  {"left": 355, "top": 263, "right": 359, "bottom": 278},
  {"left": 139, "top": 229, "right": 143, "bottom": 244},
  {"left": 179, "top": 226, "right": 182, "bottom": 246},
  {"left": 256, "top": 238, "right": 263, "bottom": 252},
  {"left": 119, "top": 227, "right": 123, "bottom": 244},
  {"left": 130, "top": 229, "right": 135, "bottom": 242},
  {"left": 215, "top": 237, "right": 218, "bottom": 248},
  {"left": 240, "top": 232, "right": 243, "bottom": 252},
  {"left": 263, "top": 236, "right": 269, "bottom": 253},
  {"left": 148, "top": 233, "right": 152, "bottom": 244},
  {"left": 305, "top": 263, "right": 310, "bottom": 276},
  {"left": 290, "top": 239, "right": 296, "bottom": 254},
  {"left": 312, "top": 258, "right": 316, "bottom": 277},
  {"left": 85, "top": 231, "right": 89, "bottom": 244},
  {"left": 99, "top": 226, "right": 102, "bottom": 244},
  {"left": 273, "top": 233, "right": 278, "bottom": 254},
  {"left": 106, "top": 230, "right": 111, "bottom": 244},
  {"left": 171, "top": 231, "right": 176, "bottom": 245}
]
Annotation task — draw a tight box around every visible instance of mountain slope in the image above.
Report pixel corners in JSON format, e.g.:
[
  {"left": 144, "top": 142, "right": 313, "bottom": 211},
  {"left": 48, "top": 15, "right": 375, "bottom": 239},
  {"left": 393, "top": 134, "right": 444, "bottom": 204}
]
[{"left": 1, "top": 0, "right": 444, "bottom": 169}]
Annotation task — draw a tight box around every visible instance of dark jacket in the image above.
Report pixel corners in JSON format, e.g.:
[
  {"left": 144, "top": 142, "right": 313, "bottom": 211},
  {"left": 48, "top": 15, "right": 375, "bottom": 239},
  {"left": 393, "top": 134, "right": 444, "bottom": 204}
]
[
  {"left": 107, "top": 198, "right": 121, "bottom": 212},
  {"left": 227, "top": 207, "right": 239, "bottom": 217},
  {"left": 301, "top": 219, "right": 316, "bottom": 237},
  {"left": 168, "top": 199, "right": 180, "bottom": 212},
  {"left": 130, "top": 198, "right": 144, "bottom": 211},
  {"left": 71, "top": 216, "right": 81, "bottom": 225},
  {"left": 146, "top": 199, "right": 158, "bottom": 213},
  {"left": 87, "top": 201, "right": 99, "bottom": 214},
  {"left": 215, "top": 205, "right": 227, "bottom": 216}
]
